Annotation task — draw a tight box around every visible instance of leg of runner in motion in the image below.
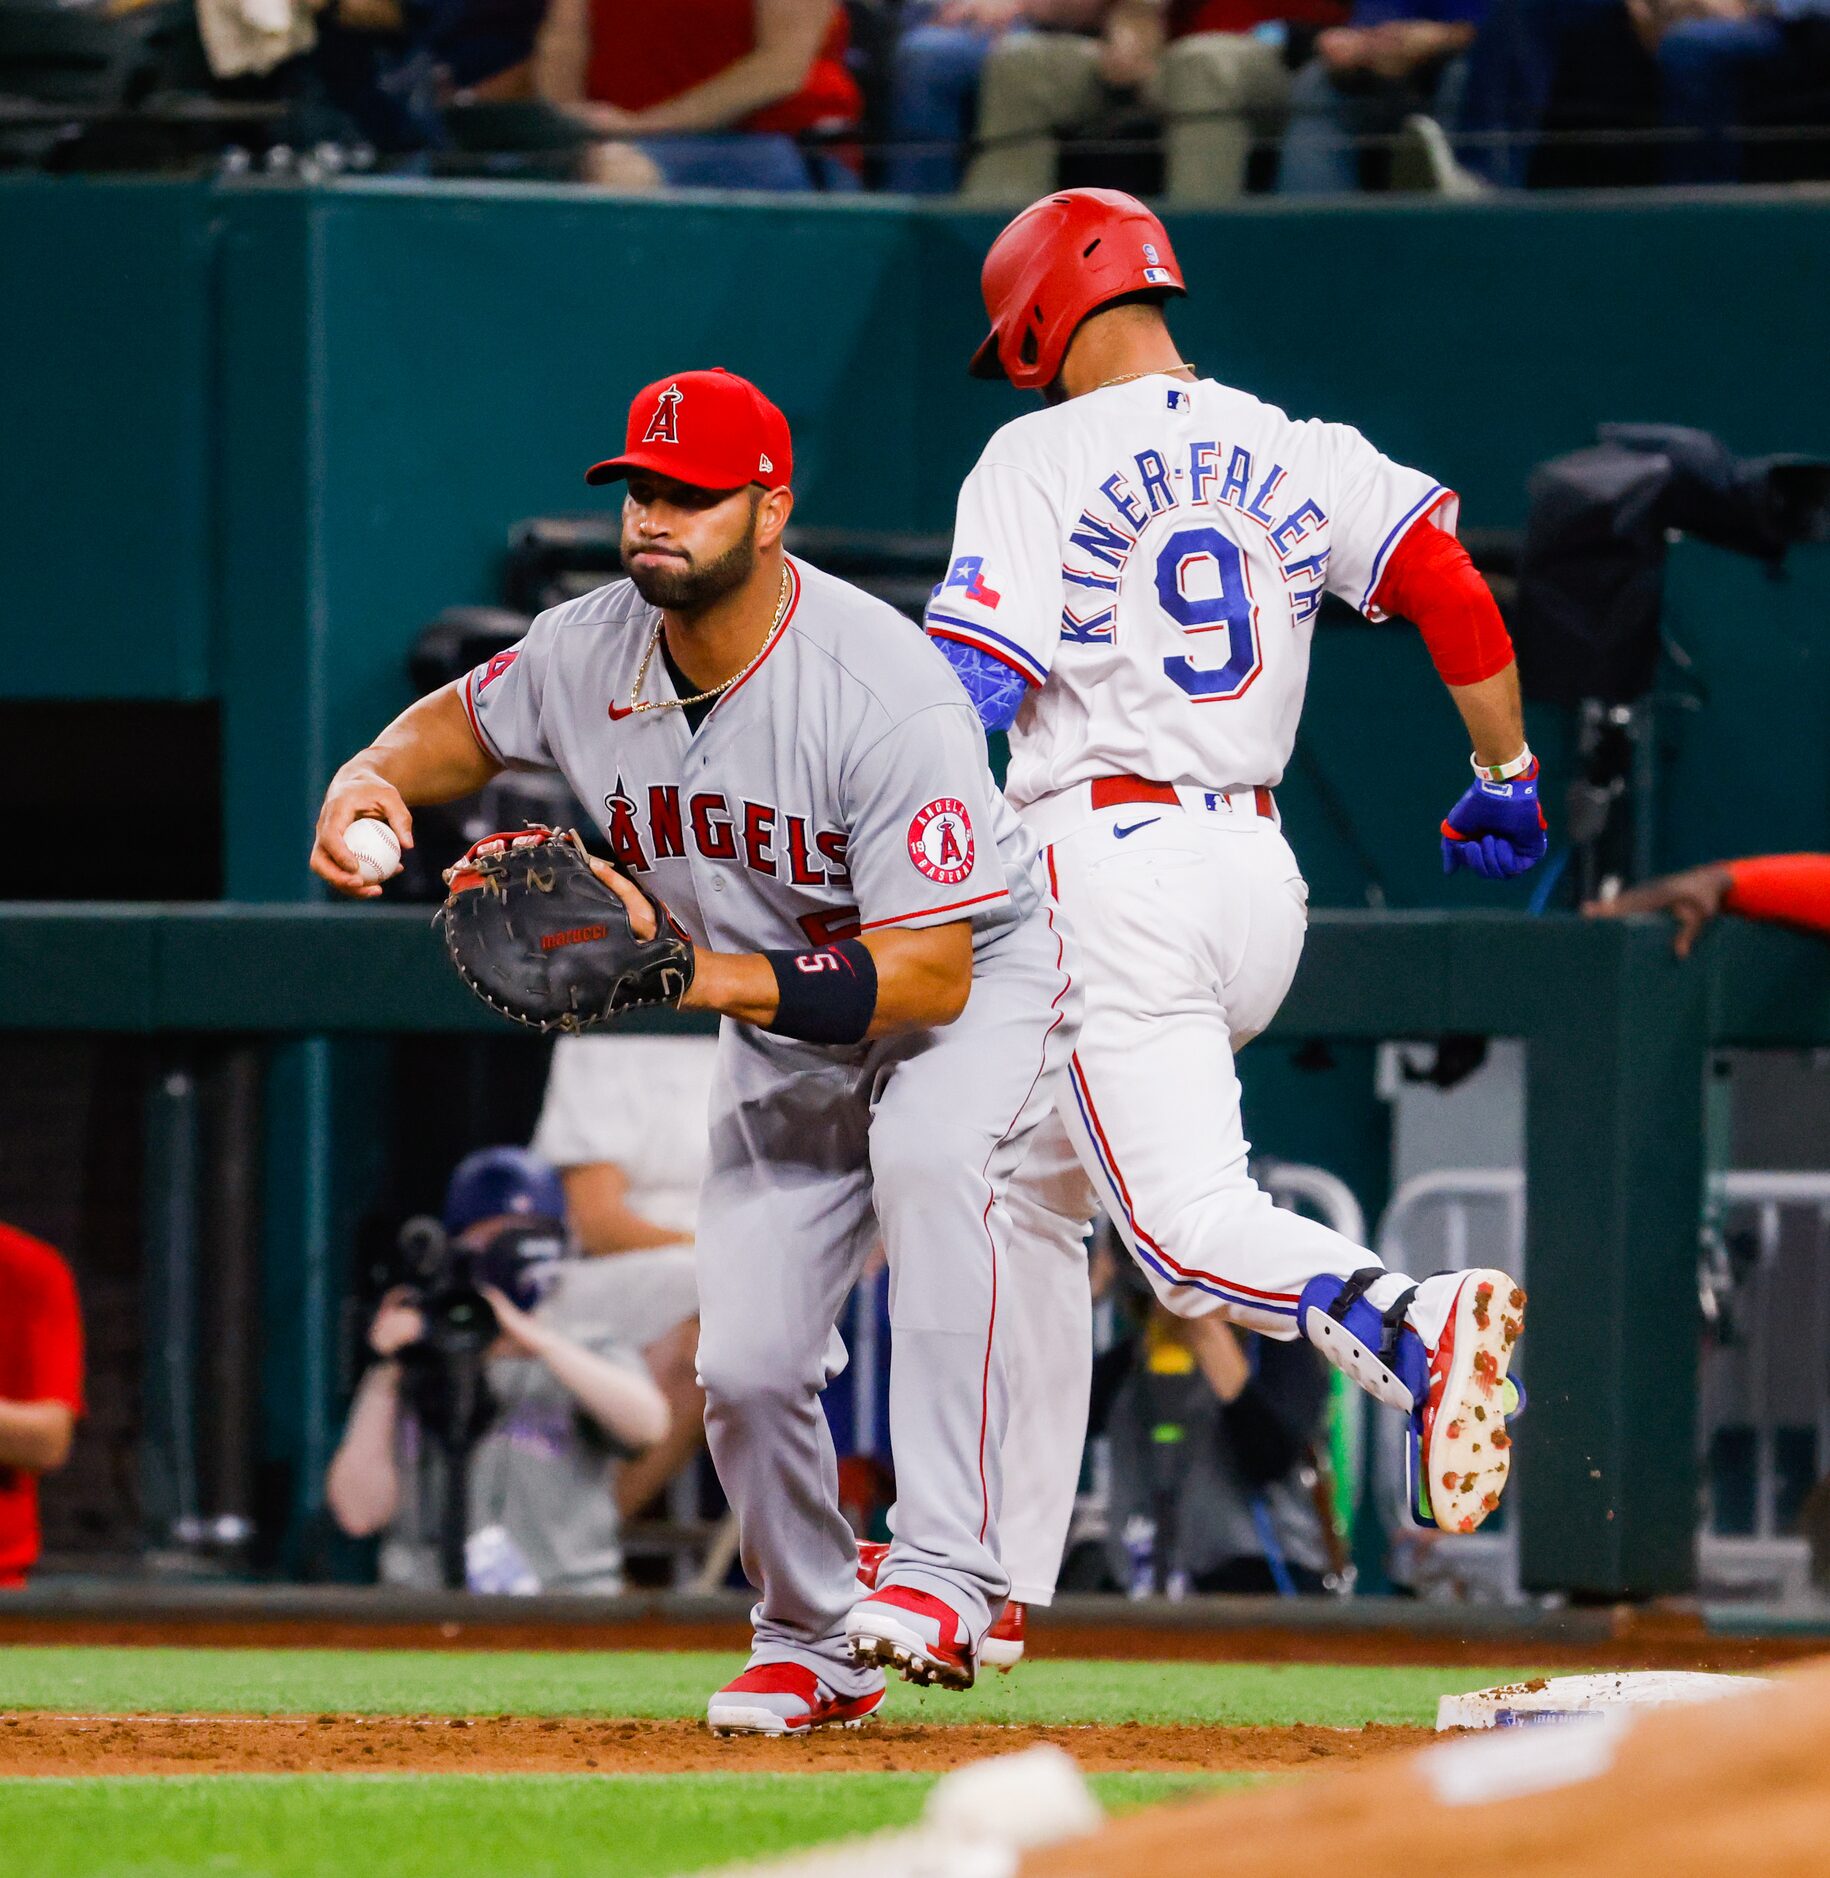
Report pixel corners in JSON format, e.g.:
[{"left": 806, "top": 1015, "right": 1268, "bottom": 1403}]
[{"left": 1046, "top": 807, "right": 1523, "bottom": 1539}]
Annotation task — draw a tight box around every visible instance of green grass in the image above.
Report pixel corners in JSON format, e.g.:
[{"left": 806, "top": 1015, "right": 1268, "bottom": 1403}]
[
  {"left": 0, "top": 1648, "right": 1539, "bottom": 1877},
  {"left": 0, "top": 1772, "right": 1253, "bottom": 1878},
  {"left": 0, "top": 1648, "right": 1531, "bottom": 1728}
]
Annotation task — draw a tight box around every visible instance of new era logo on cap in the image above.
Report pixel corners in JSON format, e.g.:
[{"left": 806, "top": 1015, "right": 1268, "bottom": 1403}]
[{"left": 759, "top": 453, "right": 773, "bottom": 474}]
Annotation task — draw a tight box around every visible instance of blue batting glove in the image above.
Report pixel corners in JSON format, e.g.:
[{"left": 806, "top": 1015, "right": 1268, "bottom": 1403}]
[{"left": 1441, "top": 762, "right": 1548, "bottom": 880}]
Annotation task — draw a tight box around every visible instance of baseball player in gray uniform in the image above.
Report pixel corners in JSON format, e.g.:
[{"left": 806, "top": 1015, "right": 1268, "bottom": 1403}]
[{"left": 311, "top": 367, "right": 1078, "bottom": 1735}]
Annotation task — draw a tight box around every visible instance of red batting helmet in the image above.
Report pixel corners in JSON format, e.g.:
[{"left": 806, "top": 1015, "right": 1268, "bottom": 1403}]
[{"left": 969, "top": 189, "right": 1186, "bottom": 391}]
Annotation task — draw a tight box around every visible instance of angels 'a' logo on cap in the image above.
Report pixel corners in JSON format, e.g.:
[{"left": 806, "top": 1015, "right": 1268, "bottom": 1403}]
[{"left": 643, "top": 384, "right": 684, "bottom": 445}]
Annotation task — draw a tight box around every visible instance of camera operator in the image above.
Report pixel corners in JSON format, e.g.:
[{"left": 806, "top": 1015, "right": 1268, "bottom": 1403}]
[
  {"left": 325, "top": 1148, "right": 669, "bottom": 1594},
  {"left": 529, "top": 1033, "right": 711, "bottom": 1516},
  {"left": 1091, "top": 1241, "right": 1343, "bottom": 1597}
]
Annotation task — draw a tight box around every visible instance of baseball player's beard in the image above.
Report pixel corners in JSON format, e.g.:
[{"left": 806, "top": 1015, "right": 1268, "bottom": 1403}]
[{"left": 625, "top": 515, "right": 760, "bottom": 617}]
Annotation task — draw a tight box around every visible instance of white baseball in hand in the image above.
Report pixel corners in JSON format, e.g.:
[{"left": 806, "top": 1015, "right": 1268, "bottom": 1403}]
[{"left": 345, "top": 818, "right": 403, "bottom": 885}]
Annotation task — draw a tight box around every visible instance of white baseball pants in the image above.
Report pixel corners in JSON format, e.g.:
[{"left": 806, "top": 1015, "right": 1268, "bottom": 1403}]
[{"left": 996, "top": 790, "right": 1454, "bottom": 1604}]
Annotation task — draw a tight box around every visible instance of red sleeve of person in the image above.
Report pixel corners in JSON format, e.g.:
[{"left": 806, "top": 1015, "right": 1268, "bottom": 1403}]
[
  {"left": 1371, "top": 512, "right": 1516, "bottom": 687},
  {"left": 587, "top": 0, "right": 861, "bottom": 135},
  {"left": 1724, "top": 854, "right": 1830, "bottom": 938},
  {"left": 0, "top": 1224, "right": 85, "bottom": 1588}
]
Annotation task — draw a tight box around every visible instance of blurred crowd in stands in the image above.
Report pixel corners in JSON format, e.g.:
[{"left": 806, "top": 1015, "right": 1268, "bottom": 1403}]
[{"left": 4, "top": 0, "right": 1828, "bottom": 190}]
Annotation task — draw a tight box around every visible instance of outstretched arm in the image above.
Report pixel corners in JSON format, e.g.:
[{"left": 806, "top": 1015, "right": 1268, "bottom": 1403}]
[
  {"left": 479, "top": 1288, "right": 671, "bottom": 1451},
  {"left": 1586, "top": 854, "right": 1830, "bottom": 954},
  {"left": 561, "top": 1164, "right": 694, "bottom": 1255}
]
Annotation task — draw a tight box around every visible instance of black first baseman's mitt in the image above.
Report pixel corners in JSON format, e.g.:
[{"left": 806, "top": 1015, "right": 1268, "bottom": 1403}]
[{"left": 439, "top": 826, "right": 695, "bottom": 1033}]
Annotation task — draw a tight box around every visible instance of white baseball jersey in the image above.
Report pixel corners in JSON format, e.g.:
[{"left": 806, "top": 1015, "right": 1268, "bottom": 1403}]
[{"left": 925, "top": 374, "right": 1454, "bottom": 807}]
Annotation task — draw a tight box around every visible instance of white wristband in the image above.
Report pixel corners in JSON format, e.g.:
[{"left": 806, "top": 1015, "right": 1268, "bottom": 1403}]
[{"left": 1472, "top": 745, "right": 1534, "bottom": 783}]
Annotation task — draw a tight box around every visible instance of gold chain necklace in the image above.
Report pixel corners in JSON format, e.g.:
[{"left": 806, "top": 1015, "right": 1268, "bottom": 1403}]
[
  {"left": 628, "top": 564, "right": 792, "bottom": 716},
  {"left": 1093, "top": 362, "right": 1197, "bottom": 392}
]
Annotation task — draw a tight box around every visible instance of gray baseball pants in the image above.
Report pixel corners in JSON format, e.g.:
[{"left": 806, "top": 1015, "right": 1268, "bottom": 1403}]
[{"left": 694, "top": 912, "right": 1078, "bottom": 1693}]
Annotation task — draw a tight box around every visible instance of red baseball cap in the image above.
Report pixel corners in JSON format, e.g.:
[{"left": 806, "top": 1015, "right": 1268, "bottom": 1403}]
[{"left": 585, "top": 368, "right": 793, "bottom": 493}]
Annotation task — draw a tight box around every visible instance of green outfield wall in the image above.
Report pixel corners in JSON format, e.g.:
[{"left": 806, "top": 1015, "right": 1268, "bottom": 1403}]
[
  {"left": 4, "top": 177, "right": 1828, "bottom": 901},
  {"left": 5, "top": 177, "right": 1827, "bottom": 1589}
]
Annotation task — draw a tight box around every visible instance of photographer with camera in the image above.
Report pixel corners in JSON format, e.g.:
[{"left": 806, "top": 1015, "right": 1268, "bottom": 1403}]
[{"left": 325, "top": 1148, "right": 669, "bottom": 1594}]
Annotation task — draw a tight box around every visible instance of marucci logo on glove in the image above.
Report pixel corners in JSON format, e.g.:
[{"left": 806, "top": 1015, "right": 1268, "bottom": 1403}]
[
  {"left": 540, "top": 924, "right": 609, "bottom": 952},
  {"left": 439, "top": 826, "right": 696, "bottom": 1033}
]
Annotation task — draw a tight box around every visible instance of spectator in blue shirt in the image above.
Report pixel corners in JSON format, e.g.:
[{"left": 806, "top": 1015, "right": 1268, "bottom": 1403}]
[{"left": 1276, "top": 0, "right": 1487, "bottom": 190}]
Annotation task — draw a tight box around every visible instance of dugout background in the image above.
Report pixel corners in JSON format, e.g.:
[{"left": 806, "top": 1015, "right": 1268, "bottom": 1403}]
[{"left": 2, "top": 176, "right": 1826, "bottom": 1579}]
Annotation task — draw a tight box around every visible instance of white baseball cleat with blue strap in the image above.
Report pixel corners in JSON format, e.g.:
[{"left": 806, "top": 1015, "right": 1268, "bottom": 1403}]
[{"left": 1299, "top": 1266, "right": 1526, "bottom": 1534}]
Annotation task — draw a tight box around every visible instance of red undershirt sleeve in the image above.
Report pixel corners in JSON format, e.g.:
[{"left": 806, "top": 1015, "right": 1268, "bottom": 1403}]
[
  {"left": 1723, "top": 854, "right": 1830, "bottom": 938},
  {"left": 1370, "top": 516, "right": 1516, "bottom": 688}
]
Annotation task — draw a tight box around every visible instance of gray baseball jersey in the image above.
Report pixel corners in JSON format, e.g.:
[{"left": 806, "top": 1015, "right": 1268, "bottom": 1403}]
[
  {"left": 464, "top": 556, "right": 1044, "bottom": 958},
  {"left": 463, "top": 554, "right": 1080, "bottom": 1684}
]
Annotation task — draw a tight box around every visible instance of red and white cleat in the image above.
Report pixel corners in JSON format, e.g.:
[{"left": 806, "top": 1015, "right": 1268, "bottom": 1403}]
[
  {"left": 980, "top": 1599, "right": 1026, "bottom": 1672},
  {"left": 855, "top": 1542, "right": 1026, "bottom": 1672},
  {"left": 705, "top": 1662, "right": 885, "bottom": 1737},
  {"left": 846, "top": 1584, "right": 977, "bottom": 1691},
  {"left": 1415, "top": 1270, "right": 1527, "bottom": 1535}
]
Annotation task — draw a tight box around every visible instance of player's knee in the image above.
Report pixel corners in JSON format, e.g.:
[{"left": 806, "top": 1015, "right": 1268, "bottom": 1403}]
[
  {"left": 696, "top": 1337, "right": 815, "bottom": 1410},
  {"left": 870, "top": 1126, "right": 980, "bottom": 1227}
]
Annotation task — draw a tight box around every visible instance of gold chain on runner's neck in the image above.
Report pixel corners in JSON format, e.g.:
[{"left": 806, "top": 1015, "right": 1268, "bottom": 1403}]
[
  {"left": 628, "top": 563, "right": 792, "bottom": 716},
  {"left": 1092, "top": 363, "right": 1197, "bottom": 392}
]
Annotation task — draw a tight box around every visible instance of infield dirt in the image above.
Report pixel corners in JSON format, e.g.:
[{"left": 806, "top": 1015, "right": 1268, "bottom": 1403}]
[{"left": 0, "top": 1713, "right": 1425, "bottom": 1777}]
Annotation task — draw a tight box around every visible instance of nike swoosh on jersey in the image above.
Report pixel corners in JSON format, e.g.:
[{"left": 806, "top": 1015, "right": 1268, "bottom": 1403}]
[
  {"left": 1113, "top": 818, "right": 1161, "bottom": 839},
  {"left": 607, "top": 702, "right": 635, "bottom": 721}
]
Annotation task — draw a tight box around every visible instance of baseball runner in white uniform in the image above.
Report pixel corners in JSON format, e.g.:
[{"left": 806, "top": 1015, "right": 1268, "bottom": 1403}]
[
  {"left": 925, "top": 191, "right": 1542, "bottom": 1638},
  {"left": 311, "top": 368, "right": 1079, "bottom": 1732}
]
